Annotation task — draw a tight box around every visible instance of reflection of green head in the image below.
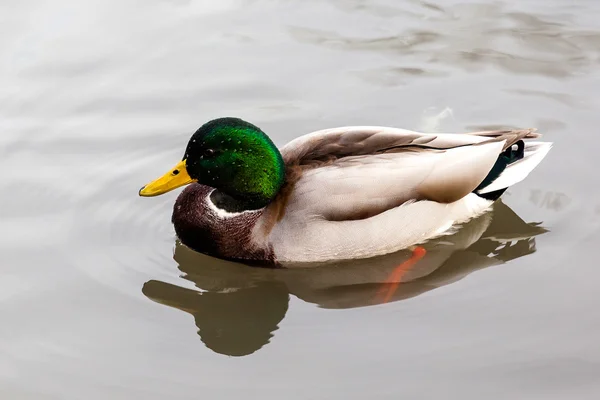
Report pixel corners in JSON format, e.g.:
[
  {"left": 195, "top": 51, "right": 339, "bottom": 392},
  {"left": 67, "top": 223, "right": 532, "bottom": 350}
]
[
  {"left": 183, "top": 118, "right": 286, "bottom": 209},
  {"left": 142, "top": 280, "right": 289, "bottom": 357},
  {"left": 192, "top": 283, "right": 289, "bottom": 357}
]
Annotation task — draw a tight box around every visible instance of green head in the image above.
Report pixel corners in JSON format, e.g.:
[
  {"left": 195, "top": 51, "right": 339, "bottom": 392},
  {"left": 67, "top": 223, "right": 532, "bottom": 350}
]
[{"left": 139, "top": 118, "right": 286, "bottom": 209}]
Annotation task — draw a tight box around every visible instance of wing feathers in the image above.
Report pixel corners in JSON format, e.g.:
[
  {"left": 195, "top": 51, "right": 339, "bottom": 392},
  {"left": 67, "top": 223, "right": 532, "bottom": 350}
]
[{"left": 418, "top": 141, "right": 506, "bottom": 202}]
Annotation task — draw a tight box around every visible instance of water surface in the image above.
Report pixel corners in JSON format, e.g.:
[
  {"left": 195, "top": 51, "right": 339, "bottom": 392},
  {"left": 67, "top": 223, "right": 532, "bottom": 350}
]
[{"left": 1, "top": 0, "right": 600, "bottom": 399}]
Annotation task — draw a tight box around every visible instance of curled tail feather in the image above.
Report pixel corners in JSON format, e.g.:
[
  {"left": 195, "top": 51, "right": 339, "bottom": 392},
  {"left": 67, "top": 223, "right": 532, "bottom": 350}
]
[{"left": 475, "top": 139, "right": 552, "bottom": 199}]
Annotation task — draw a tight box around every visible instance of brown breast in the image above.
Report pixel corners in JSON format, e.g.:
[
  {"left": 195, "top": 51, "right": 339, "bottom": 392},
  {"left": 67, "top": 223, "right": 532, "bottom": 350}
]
[{"left": 171, "top": 183, "right": 277, "bottom": 266}]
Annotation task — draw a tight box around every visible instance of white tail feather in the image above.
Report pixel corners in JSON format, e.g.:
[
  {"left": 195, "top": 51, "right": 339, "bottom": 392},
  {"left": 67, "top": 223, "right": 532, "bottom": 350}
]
[{"left": 477, "top": 142, "right": 552, "bottom": 194}]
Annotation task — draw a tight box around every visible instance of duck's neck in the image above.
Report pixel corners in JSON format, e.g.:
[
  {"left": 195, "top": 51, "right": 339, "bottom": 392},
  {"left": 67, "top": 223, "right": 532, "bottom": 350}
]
[
  {"left": 172, "top": 184, "right": 276, "bottom": 263},
  {"left": 209, "top": 190, "right": 263, "bottom": 213}
]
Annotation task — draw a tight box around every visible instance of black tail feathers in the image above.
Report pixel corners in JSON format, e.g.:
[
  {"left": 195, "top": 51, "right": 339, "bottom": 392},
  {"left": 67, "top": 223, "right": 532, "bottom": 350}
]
[{"left": 474, "top": 140, "right": 525, "bottom": 201}]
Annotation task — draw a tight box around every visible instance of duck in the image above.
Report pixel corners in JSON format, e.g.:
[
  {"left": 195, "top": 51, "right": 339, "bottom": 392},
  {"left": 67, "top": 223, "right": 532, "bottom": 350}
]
[{"left": 139, "top": 117, "right": 552, "bottom": 267}]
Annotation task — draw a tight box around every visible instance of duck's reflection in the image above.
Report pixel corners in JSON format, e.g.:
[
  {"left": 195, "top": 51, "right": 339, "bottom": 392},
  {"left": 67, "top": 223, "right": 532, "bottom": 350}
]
[
  {"left": 143, "top": 280, "right": 288, "bottom": 357},
  {"left": 142, "top": 200, "right": 546, "bottom": 356}
]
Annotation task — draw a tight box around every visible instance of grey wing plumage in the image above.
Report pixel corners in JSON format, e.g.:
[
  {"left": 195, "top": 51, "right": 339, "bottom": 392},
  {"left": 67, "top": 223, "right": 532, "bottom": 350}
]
[{"left": 279, "top": 126, "right": 519, "bottom": 218}]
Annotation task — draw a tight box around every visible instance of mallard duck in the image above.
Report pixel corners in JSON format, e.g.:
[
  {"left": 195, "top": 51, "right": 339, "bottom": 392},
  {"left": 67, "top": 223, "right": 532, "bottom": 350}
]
[{"left": 139, "top": 117, "right": 551, "bottom": 267}]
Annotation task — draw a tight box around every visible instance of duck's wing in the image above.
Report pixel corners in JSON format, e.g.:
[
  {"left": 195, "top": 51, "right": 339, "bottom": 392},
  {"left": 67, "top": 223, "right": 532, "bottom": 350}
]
[
  {"left": 261, "top": 126, "right": 540, "bottom": 263},
  {"left": 281, "top": 126, "right": 539, "bottom": 163},
  {"left": 279, "top": 126, "right": 537, "bottom": 217}
]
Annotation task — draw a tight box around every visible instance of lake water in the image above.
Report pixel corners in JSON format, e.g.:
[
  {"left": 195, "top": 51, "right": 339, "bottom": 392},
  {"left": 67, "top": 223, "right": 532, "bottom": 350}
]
[{"left": 2, "top": 0, "right": 600, "bottom": 399}]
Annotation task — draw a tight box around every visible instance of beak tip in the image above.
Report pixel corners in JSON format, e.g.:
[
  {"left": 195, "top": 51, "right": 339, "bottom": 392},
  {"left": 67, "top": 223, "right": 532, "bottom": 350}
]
[{"left": 139, "top": 186, "right": 148, "bottom": 197}]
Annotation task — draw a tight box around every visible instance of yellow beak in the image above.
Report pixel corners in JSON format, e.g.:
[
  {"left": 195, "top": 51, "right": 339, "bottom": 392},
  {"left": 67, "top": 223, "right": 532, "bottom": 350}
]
[{"left": 139, "top": 160, "right": 196, "bottom": 197}]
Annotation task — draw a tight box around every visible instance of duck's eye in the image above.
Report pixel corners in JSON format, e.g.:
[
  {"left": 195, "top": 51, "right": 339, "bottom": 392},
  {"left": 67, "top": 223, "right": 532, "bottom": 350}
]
[{"left": 203, "top": 148, "right": 216, "bottom": 157}]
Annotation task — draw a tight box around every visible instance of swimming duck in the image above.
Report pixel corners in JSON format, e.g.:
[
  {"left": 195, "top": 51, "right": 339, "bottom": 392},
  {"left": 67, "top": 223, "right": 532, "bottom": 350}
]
[{"left": 139, "top": 117, "right": 551, "bottom": 267}]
